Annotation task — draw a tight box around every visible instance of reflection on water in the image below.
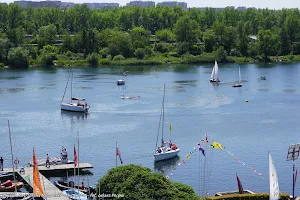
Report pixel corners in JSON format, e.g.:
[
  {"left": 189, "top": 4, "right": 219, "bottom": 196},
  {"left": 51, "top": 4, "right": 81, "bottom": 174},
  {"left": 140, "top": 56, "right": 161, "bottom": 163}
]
[
  {"left": 60, "top": 110, "right": 90, "bottom": 121},
  {"left": 0, "top": 76, "right": 22, "bottom": 80},
  {"left": 154, "top": 156, "right": 180, "bottom": 175}
]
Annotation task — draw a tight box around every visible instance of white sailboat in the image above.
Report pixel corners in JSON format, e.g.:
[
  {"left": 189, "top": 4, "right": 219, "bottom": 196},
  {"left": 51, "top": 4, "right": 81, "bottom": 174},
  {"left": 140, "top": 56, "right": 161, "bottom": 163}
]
[
  {"left": 154, "top": 84, "right": 180, "bottom": 162},
  {"left": 232, "top": 66, "right": 242, "bottom": 87},
  {"left": 269, "top": 152, "right": 280, "bottom": 200},
  {"left": 61, "top": 68, "right": 90, "bottom": 112},
  {"left": 210, "top": 60, "right": 220, "bottom": 82}
]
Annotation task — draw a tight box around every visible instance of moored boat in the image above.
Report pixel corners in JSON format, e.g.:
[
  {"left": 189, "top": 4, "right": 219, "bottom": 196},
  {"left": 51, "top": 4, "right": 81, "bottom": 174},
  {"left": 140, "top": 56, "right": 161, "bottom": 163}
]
[
  {"left": 0, "top": 180, "right": 24, "bottom": 192},
  {"left": 54, "top": 180, "right": 96, "bottom": 194},
  {"left": 154, "top": 84, "right": 180, "bottom": 162},
  {"left": 63, "top": 189, "right": 88, "bottom": 200},
  {"left": 117, "top": 79, "right": 125, "bottom": 85}
]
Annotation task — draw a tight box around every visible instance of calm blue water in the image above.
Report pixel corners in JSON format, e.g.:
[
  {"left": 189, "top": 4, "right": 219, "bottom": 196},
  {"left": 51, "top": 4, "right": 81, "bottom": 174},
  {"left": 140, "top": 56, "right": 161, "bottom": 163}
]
[{"left": 0, "top": 63, "right": 300, "bottom": 197}]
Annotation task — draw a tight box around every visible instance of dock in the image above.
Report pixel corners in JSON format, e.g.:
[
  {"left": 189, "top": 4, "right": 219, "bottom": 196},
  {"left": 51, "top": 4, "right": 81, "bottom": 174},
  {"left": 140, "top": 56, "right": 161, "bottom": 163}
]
[{"left": 1, "top": 162, "right": 93, "bottom": 200}]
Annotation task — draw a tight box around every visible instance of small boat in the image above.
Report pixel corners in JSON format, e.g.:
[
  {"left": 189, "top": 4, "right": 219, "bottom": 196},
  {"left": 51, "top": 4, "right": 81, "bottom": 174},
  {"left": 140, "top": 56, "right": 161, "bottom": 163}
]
[
  {"left": 63, "top": 189, "right": 88, "bottom": 200},
  {"left": 215, "top": 189, "right": 255, "bottom": 196},
  {"left": 121, "top": 95, "right": 140, "bottom": 99},
  {"left": 117, "top": 79, "right": 125, "bottom": 85},
  {"left": 54, "top": 180, "right": 96, "bottom": 194},
  {"left": 154, "top": 84, "right": 180, "bottom": 162},
  {"left": 260, "top": 76, "right": 266, "bottom": 80},
  {"left": 0, "top": 180, "right": 24, "bottom": 192},
  {"left": 210, "top": 60, "right": 220, "bottom": 82},
  {"left": 61, "top": 66, "right": 90, "bottom": 112},
  {"left": 232, "top": 66, "right": 242, "bottom": 87}
]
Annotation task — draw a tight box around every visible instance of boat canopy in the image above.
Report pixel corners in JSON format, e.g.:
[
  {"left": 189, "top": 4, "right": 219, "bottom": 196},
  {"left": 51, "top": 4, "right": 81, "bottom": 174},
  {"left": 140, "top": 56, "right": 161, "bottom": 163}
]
[{"left": 72, "top": 97, "right": 85, "bottom": 101}]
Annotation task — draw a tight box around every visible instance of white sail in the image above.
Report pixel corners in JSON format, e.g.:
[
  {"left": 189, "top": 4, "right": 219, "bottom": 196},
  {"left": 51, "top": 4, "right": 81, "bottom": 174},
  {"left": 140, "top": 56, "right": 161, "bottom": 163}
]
[
  {"left": 210, "top": 63, "right": 216, "bottom": 79},
  {"left": 269, "top": 153, "right": 280, "bottom": 200},
  {"left": 214, "top": 60, "right": 219, "bottom": 80}
]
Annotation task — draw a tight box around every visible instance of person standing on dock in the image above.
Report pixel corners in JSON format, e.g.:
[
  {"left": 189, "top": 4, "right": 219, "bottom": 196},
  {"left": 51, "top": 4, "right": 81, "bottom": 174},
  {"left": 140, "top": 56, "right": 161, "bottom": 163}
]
[
  {"left": 46, "top": 154, "right": 50, "bottom": 168},
  {"left": 0, "top": 157, "right": 3, "bottom": 171}
]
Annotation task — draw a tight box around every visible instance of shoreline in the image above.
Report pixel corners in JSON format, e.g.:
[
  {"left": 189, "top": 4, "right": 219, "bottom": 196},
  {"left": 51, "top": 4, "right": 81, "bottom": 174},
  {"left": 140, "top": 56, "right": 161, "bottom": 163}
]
[{"left": 2, "top": 55, "right": 298, "bottom": 69}]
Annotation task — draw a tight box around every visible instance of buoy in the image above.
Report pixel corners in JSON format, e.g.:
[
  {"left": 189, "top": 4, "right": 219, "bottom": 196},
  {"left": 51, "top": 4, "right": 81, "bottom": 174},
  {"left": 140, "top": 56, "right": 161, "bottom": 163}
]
[{"left": 245, "top": 100, "right": 248, "bottom": 102}]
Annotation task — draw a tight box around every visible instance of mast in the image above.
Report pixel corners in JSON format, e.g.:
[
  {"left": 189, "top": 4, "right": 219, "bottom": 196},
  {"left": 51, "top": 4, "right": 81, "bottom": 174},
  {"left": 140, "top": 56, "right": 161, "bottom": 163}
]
[
  {"left": 116, "top": 142, "right": 117, "bottom": 167},
  {"left": 239, "top": 66, "right": 241, "bottom": 83},
  {"left": 61, "top": 69, "right": 71, "bottom": 102},
  {"left": 8, "top": 120, "right": 17, "bottom": 192},
  {"left": 71, "top": 69, "right": 73, "bottom": 102},
  {"left": 162, "top": 84, "right": 165, "bottom": 146},
  {"left": 77, "top": 131, "right": 80, "bottom": 191}
]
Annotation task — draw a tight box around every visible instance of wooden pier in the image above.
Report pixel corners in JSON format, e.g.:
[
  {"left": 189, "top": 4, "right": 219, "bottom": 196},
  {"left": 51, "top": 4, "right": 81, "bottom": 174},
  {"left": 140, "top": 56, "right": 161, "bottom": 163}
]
[{"left": 1, "top": 162, "right": 93, "bottom": 200}]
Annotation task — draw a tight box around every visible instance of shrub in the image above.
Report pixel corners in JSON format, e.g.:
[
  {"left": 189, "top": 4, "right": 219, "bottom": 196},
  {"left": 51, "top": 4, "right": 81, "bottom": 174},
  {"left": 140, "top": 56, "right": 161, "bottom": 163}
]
[
  {"left": 87, "top": 53, "right": 99, "bottom": 66},
  {"left": 134, "top": 48, "right": 145, "bottom": 59},
  {"left": 8, "top": 47, "right": 29, "bottom": 68},
  {"left": 113, "top": 54, "right": 125, "bottom": 61}
]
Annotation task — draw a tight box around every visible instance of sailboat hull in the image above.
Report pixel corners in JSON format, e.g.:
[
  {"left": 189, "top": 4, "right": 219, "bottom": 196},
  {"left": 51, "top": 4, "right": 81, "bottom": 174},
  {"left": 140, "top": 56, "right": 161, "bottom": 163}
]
[
  {"left": 232, "top": 84, "right": 242, "bottom": 87},
  {"left": 210, "top": 79, "right": 220, "bottom": 82},
  {"left": 117, "top": 80, "right": 125, "bottom": 85},
  {"left": 154, "top": 149, "right": 180, "bottom": 162},
  {"left": 61, "top": 102, "right": 89, "bottom": 112}
]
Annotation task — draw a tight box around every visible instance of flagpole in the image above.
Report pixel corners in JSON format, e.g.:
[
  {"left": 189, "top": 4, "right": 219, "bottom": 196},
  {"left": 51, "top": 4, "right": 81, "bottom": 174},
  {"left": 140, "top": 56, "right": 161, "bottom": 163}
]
[
  {"left": 73, "top": 144, "right": 76, "bottom": 190},
  {"left": 77, "top": 131, "right": 80, "bottom": 193},
  {"left": 8, "top": 120, "right": 17, "bottom": 192},
  {"left": 116, "top": 142, "right": 117, "bottom": 167}
]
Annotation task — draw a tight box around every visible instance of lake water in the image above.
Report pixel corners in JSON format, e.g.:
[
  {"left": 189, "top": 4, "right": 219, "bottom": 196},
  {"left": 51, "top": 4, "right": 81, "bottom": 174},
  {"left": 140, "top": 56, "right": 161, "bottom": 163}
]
[{"left": 0, "top": 62, "right": 300, "bottom": 197}]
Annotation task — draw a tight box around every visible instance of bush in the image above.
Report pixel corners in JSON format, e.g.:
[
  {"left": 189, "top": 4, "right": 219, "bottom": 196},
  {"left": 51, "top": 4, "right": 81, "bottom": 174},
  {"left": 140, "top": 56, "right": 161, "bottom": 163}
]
[
  {"left": 215, "top": 46, "right": 228, "bottom": 62},
  {"left": 99, "top": 58, "right": 111, "bottom": 65},
  {"left": 100, "top": 47, "right": 108, "bottom": 58},
  {"left": 98, "top": 164, "right": 200, "bottom": 200},
  {"left": 87, "top": 53, "right": 99, "bottom": 66},
  {"left": 154, "top": 42, "right": 169, "bottom": 53},
  {"left": 39, "top": 53, "right": 56, "bottom": 66},
  {"left": 134, "top": 48, "right": 145, "bottom": 59},
  {"left": 212, "top": 192, "right": 290, "bottom": 200},
  {"left": 8, "top": 47, "right": 29, "bottom": 68},
  {"left": 113, "top": 54, "right": 125, "bottom": 61}
]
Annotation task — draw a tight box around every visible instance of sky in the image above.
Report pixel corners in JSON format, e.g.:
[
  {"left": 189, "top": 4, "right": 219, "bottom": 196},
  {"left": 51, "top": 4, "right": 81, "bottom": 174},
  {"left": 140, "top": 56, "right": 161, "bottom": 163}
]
[{"left": 2, "top": 0, "right": 300, "bottom": 10}]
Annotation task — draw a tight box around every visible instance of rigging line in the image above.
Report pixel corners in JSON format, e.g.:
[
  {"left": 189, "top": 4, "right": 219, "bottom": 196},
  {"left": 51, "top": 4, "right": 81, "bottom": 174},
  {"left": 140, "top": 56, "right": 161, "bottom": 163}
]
[
  {"left": 155, "top": 104, "right": 164, "bottom": 152},
  {"left": 207, "top": 146, "right": 213, "bottom": 195},
  {"left": 61, "top": 68, "right": 72, "bottom": 102}
]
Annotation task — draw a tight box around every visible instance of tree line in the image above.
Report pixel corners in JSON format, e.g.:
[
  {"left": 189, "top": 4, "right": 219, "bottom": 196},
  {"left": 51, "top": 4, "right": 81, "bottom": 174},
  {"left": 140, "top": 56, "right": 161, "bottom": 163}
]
[{"left": 0, "top": 4, "right": 300, "bottom": 67}]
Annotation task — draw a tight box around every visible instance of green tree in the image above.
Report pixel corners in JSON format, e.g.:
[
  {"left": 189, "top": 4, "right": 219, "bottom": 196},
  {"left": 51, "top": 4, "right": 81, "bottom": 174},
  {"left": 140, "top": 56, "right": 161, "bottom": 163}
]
[
  {"left": 37, "top": 24, "right": 57, "bottom": 48},
  {"left": 98, "top": 164, "right": 200, "bottom": 200},
  {"left": 108, "top": 31, "right": 132, "bottom": 58},
  {"left": 38, "top": 45, "right": 58, "bottom": 66},
  {"left": 129, "top": 27, "right": 149, "bottom": 49},
  {"left": 155, "top": 29, "right": 175, "bottom": 42},
  {"left": 203, "top": 29, "right": 216, "bottom": 52},
  {"left": 174, "top": 15, "right": 200, "bottom": 43},
  {"left": 8, "top": 47, "right": 29, "bottom": 68},
  {"left": 257, "top": 30, "right": 280, "bottom": 62},
  {"left": 0, "top": 38, "right": 12, "bottom": 63}
]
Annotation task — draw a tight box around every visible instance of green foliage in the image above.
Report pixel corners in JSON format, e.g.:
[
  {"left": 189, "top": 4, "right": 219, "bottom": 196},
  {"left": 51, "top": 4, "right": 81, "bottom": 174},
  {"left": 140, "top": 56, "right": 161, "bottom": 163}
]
[
  {"left": 38, "top": 45, "right": 58, "bottom": 66},
  {"left": 257, "top": 30, "right": 280, "bottom": 62},
  {"left": 113, "top": 54, "right": 125, "bottom": 61},
  {"left": 156, "top": 29, "right": 176, "bottom": 42},
  {"left": 87, "top": 53, "right": 99, "bottom": 66},
  {"left": 212, "top": 192, "right": 290, "bottom": 200},
  {"left": 0, "top": 38, "right": 12, "bottom": 63},
  {"left": 2, "top": 6, "right": 300, "bottom": 66},
  {"left": 37, "top": 24, "right": 57, "bottom": 49},
  {"left": 98, "top": 164, "right": 200, "bottom": 200},
  {"left": 8, "top": 47, "right": 29, "bottom": 68},
  {"left": 215, "top": 46, "right": 228, "bottom": 62},
  {"left": 134, "top": 48, "right": 145, "bottom": 59}
]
